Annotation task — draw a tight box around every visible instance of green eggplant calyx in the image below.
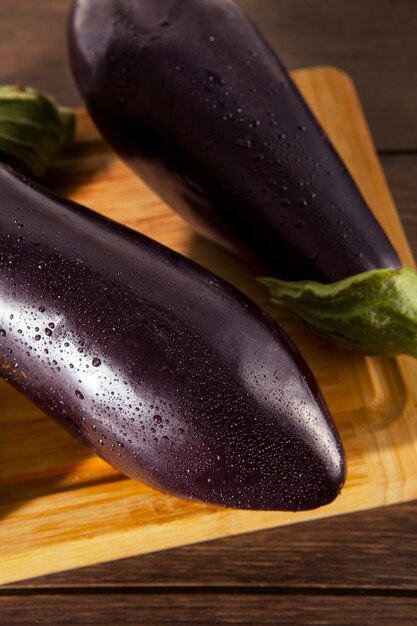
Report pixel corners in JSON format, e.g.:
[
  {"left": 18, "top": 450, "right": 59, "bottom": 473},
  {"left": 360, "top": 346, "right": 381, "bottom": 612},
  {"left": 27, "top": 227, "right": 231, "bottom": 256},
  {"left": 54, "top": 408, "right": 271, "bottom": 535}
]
[
  {"left": 0, "top": 84, "right": 76, "bottom": 178},
  {"left": 260, "top": 266, "right": 417, "bottom": 358}
]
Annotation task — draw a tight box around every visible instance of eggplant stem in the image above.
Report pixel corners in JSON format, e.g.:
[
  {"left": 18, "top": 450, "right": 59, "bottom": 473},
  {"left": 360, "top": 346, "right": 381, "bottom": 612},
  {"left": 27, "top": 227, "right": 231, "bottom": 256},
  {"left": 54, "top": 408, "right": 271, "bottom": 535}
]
[
  {"left": 0, "top": 85, "right": 76, "bottom": 178},
  {"left": 260, "top": 266, "right": 417, "bottom": 358}
]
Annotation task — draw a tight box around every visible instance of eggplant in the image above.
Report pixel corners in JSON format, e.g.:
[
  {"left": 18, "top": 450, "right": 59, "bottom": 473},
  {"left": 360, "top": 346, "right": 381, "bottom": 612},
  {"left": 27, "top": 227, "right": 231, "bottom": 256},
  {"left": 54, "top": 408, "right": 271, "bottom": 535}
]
[
  {"left": 0, "top": 163, "right": 344, "bottom": 510},
  {"left": 69, "top": 0, "right": 417, "bottom": 358}
]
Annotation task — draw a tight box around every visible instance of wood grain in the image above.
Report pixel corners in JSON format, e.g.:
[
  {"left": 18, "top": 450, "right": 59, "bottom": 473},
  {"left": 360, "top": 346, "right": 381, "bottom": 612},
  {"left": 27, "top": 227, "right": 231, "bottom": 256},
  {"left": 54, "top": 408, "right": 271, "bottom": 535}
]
[
  {"left": 1, "top": 593, "right": 417, "bottom": 625},
  {"left": 1, "top": 0, "right": 416, "bottom": 151},
  {"left": 2, "top": 67, "right": 417, "bottom": 586}
]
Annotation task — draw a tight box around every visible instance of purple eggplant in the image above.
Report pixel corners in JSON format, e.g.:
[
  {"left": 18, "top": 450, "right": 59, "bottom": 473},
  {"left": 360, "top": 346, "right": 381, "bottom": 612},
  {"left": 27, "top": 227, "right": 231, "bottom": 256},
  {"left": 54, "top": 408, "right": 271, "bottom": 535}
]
[
  {"left": 69, "top": 0, "right": 417, "bottom": 358},
  {"left": 0, "top": 163, "right": 344, "bottom": 510}
]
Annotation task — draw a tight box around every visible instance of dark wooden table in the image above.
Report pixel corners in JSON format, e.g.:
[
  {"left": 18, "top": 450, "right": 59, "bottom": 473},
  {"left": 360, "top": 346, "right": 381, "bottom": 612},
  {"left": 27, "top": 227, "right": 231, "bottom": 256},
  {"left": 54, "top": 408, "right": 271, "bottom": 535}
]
[{"left": 1, "top": 1, "right": 417, "bottom": 624}]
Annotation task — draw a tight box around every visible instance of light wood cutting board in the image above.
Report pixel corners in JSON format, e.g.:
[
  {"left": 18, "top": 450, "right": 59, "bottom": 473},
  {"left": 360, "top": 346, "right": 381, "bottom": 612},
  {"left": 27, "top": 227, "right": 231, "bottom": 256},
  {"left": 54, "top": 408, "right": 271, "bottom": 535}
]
[{"left": 2, "top": 67, "right": 417, "bottom": 585}]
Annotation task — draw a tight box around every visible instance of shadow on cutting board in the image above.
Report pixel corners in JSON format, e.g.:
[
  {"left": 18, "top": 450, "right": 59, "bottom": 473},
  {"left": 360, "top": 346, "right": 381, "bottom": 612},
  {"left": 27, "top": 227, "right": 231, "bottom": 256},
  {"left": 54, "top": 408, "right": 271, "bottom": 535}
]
[
  {"left": 41, "top": 112, "right": 115, "bottom": 201},
  {"left": 0, "top": 378, "right": 115, "bottom": 522}
]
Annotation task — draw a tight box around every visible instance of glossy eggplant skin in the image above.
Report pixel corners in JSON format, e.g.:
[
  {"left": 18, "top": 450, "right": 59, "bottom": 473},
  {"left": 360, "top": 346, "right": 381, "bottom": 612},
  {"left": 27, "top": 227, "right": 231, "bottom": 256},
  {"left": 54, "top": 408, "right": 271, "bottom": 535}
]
[
  {"left": 0, "top": 164, "right": 344, "bottom": 511},
  {"left": 69, "top": 0, "right": 401, "bottom": 284}
]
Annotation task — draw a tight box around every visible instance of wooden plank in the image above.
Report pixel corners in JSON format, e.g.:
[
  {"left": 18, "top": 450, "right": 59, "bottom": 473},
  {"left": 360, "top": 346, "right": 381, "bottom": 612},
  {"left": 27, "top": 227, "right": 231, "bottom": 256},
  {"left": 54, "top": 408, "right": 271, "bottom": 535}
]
[
  {"left": 0, "top": 593, "right": 417, "bottom": 625},
  {"left": 1, "top": 0, "right": 416, "bottom": 151},
  {"left": 2, "top": 67, "right": 417, "bottom": 585}
]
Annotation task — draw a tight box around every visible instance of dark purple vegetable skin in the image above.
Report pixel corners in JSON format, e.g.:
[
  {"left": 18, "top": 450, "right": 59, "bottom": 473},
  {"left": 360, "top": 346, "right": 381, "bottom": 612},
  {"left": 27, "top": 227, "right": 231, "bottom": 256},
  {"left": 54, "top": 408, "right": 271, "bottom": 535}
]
[
  {"left": 0, "top": 164, "right": 344, "bottom": 511},
  {"left": 68, "top": 0, "right": 401, "bottom": 284}
]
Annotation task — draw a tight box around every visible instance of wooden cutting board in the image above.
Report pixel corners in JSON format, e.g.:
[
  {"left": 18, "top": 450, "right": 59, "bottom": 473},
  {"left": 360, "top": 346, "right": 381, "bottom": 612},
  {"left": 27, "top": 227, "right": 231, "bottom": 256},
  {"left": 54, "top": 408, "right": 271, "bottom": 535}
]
[{"left": 2, "top": 67, "right": 417, "bottom": 585}]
